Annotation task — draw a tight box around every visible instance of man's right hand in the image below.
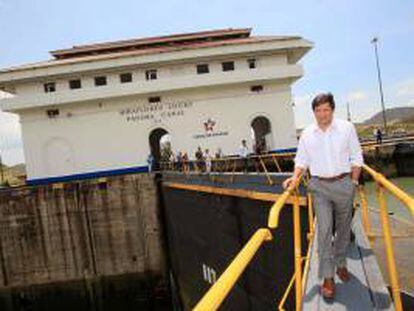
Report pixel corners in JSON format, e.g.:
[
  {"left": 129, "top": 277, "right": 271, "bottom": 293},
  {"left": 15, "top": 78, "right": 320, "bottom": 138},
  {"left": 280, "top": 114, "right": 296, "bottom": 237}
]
[{"left": 282, "top": 176, "right": 297, "bottom": 190}]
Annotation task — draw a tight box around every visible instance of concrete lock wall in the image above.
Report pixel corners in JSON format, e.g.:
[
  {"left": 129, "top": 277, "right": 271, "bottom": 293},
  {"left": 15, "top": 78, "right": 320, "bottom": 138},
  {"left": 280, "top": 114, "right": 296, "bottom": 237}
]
[{"left": 0, "top": 173, "right": 165, "bottom": 289}]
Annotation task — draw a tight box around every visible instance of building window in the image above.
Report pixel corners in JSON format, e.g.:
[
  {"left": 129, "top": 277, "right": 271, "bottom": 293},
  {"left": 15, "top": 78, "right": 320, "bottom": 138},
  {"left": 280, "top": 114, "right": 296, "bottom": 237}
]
[
  {"left": 46, "top": 109, "right": 60, "bottom": 118},
  {"left": 222, "top": 61, "right": 235, "bottom": 72},
  {"left": 94, "top": 76, "right": 107, "bottom": 86},
  {"left": 148, "top": 96, "right": 161, "bottom": 103},
  {"left": 44, "top": 82, "right": 56, "bottom": 93},
  {"left": 69, "top": 79, "right": 81, "bottom": 89},
  {"left": 247, "top": 58, "right": 256, "bottom": 69},
  {"left": 196, "top": 64, "right": 209, "bottom": 74},
  {"left": 120, "top": 73, "right": 132, "bottom": 83},
  {"left": 250, "top": 85, "right": 263, "bottom": 92},
  {"left": 146, "top": 69, "right": 157, "bottom": 80}
]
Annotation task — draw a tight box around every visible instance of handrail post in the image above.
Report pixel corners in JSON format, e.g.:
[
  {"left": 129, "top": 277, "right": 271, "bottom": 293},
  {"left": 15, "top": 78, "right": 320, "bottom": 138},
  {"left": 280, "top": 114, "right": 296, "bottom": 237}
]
[
  {"left": 271, "top": 154, "right": 282, "bottom": 172},
  {"left": 307, "top": 192, "right": 314, "bottom": 239},
  {"left": 224, "top": 158, "right": 229, "bottom": 172},
  {"left": 357, "top": 185, "right": 373, "bottom": 239},
  {"left": 377, "top": 184, "right": 403, "bottom": 311},
  {"left": 293, "top": 189, "right": 302, "bottom": 311},
  {"left": 230, "top": 159, "right": 237, "bottom": 183},
  {"left": 259, "top": 156, "right": 273, "bottom": 185}
]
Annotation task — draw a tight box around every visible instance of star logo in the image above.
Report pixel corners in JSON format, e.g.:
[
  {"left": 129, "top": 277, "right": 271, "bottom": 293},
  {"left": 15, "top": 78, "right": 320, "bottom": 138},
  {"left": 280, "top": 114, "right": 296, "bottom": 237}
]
[{"left": 203, "top": 118, "right": 216, "bottom": 134}]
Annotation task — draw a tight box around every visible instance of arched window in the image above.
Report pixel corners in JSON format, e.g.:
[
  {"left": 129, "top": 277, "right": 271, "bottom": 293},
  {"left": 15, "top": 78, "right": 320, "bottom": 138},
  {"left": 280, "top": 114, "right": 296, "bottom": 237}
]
[
  {"left": 251, "top": 116, "right": 273, "bottom": 153},
  {"left": 149, "top": 128, "right": 170, "bottom": 169}
]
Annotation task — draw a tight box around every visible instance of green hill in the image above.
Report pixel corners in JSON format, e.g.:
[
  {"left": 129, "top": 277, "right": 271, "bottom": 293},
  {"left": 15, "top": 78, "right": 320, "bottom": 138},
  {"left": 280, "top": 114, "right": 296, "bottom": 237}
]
[{"left": 363, "top": 107, "right": 414, "bottom": 125}]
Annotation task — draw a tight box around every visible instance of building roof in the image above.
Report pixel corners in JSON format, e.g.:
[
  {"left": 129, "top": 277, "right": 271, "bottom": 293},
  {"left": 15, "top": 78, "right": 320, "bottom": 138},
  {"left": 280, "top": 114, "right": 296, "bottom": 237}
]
[
  {"left": 50, "top": 28, "right": 254, "bottom": 59},
  {"left": 0, "top": 28, "right": 307, "bottom": 75}
]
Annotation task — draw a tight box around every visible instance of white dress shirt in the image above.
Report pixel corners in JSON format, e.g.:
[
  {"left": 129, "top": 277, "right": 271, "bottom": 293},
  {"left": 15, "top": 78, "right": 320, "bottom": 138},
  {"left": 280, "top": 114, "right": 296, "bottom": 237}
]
[
  {"left": 238, "top": 145, "right": 249, "bottom": 158},
  {"left": 294, "top": 118, "right": 363, "bottom": 177}
]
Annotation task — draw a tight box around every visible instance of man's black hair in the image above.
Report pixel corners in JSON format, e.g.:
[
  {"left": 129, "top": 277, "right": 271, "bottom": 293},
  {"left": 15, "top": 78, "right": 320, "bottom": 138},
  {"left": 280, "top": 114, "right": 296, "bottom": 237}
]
[{"left": 312, "top": 92, "right": 335, "bottom": 111}]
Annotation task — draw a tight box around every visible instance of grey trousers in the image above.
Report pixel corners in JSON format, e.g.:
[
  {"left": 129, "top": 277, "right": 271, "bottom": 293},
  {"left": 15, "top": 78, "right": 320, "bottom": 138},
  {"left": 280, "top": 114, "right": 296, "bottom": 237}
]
[{"left": 308, "top": 176, "right": 356, "bottom": 279}]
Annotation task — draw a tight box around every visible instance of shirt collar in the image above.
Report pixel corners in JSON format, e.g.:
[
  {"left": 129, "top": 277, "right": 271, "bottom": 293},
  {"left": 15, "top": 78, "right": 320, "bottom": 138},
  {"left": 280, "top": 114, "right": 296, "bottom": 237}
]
[{"left": 313, "top": 118, "right": 337, "bottom": 133}]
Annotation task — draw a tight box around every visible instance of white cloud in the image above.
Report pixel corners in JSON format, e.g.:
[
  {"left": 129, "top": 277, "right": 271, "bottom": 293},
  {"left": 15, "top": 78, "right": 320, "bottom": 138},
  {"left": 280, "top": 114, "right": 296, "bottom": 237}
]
[
  {"left": 0, "top": 110, "right": 24, "bottom": 166},
  {"left": 346, "top": 91, "right": 368, "bottom": 102},
  {"left": 0, "top": 91, "right": 24, "bottom": 165},
  {"left": 395, "top": 78, "right": 414, "bottom": 99},
  {"left": 293, "top": 93, "right": 315, "bottom": 128},
  {"left": 294, "top": 93, "right": 313, "bottom": 108}
]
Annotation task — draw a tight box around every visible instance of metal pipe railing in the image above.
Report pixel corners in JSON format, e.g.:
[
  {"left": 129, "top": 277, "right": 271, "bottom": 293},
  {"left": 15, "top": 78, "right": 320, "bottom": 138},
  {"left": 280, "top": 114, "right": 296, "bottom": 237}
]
[
  {"left": 192, "top": 176, "right": 304, "bottom": 311},
  {"left": 183, "top": 155, "right": 413, "bottom": 311},
  {"left": 363, "top": 164, "right": 414, "bottom": 218},
  {"left": 361, "top": 164, "right": 414, "bottom": 311},
  {"left": 278, "top": 256, "right": 306, "bottom": 311},
  {"left": 193, "top": 228, "right": 273, "bottom": 311},
  {"left": 376, "top": 185, "right": 403, "bottom": 311},
  {"left": 357, "top": 185, "right": 373, "bottom": 238},
  {"left": 267, "top": 176, "right": 302, "bottom": 229},
  {"left": 158, "top": 152, "right": 295, "bottom": 174},
  {"left": 292, "top": 188, "right": 303, "bottom": 309},
  {"left": 360, "top": 165, "right": 414, "bottom": 311},
  {"left": 279, "top": 194, "right": 316, "bottom": 311}
]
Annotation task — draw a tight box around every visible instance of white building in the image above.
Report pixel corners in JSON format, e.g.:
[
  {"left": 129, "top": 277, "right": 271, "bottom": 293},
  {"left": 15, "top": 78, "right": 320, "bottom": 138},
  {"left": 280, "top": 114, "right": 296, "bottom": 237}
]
[{"left": 0, "top": 28, "right": 312, "bottom": 184}]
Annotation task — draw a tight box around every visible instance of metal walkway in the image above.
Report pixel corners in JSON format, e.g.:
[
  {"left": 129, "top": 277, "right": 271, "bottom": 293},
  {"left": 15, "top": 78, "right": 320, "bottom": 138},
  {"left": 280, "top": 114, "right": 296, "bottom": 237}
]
[
  {"left": 161, "top": 168, "right": 411, "bottom": 310},
  {"left": 303, "top": 215, "right": 394, "bottom": 310}
]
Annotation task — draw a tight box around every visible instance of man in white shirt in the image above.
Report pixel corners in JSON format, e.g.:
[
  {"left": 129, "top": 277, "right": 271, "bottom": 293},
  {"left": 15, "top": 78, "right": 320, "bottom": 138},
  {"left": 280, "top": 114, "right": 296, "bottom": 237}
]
[
  {"left": 238, "top": 139, "right": 250, "bottom": 171},
  {"left": 283, "top": 93, "right": 363, "bottom": 300},
  {"left": 238, "top": 139, "right": 249, "bottom": 158},
  {"left": 204, "top": 149, "right": 212, "bottom": 173}
]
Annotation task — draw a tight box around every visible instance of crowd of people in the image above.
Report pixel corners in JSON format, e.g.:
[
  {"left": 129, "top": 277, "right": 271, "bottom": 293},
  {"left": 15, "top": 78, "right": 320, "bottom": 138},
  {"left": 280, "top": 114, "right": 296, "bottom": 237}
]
[{"left": 148, "top": 139, "right": 268, "bottom": 173}]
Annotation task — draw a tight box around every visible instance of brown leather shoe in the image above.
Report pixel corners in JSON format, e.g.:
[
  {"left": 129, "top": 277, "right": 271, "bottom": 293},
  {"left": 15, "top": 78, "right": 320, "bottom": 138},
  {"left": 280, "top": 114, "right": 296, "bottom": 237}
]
[
  {"left": 321, "top": 278, "right": 335, "bottom": 301},
  {"left": 336, "top": 267, "right": 350, "bottom": 282}
]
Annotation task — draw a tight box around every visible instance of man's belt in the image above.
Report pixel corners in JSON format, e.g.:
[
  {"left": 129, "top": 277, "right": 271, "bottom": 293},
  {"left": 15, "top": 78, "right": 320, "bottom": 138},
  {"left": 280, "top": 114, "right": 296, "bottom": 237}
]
[{"left": 313, "top": 172, "right": 350, "bottom": 182}]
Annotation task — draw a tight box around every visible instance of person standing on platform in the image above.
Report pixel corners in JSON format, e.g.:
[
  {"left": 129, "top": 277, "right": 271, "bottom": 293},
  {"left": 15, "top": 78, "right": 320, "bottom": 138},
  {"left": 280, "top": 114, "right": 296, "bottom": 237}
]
[
  {"left": 195, "top": 146, "right": 204, "bottom": 172},
  {"left": 215, "top": 148, "right": 223, "bottom": 158},
  {"left": 176, "top": 151, "right": 183, "bottom": 171},
  {"left": 238, "top": 139, "right": 250, "bottom": 172},
  {"left": 375, "top": 127, "right": 383, "bottom": 144},
  {"left": 204, "top": 149, "right": 212, "bottom": 173},
  {"left": 282, "top": 93, "right": 363, "bottom": 301},
  {"left": 169, "top": 152, "right": 175, "bottom": 170},
  {"left": 147, "top": 153, "right": 154, "bottom": 172}
]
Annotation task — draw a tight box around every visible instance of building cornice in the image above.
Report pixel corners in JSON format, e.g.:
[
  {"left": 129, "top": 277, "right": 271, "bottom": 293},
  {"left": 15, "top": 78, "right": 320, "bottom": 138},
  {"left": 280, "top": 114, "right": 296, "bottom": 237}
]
[
  {"left": 0, "top": 38, "right": 312, "bottom": 86},
  {"left": 0, "top": 64, "right": 303, "bottom": 112}
]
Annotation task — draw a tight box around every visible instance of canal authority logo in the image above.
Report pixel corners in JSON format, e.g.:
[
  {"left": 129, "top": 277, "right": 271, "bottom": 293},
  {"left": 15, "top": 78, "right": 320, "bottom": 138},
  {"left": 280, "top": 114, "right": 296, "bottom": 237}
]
[
  {"left": 193, "top": 117, "right": 228, "bottom": 139},
  {"left": 203, "top": 118, "right": 216, "bottom": 134}
]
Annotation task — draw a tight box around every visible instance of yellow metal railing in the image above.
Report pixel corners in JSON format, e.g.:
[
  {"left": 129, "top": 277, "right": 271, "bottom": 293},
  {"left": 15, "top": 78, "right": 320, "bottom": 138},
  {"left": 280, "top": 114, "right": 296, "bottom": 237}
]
[
  {"left": 159, "top": 153, "right": 295, "bottom": 174},
  {"left": 278, "top": 187, "right": 316, "bottom": 311},
  {"left": 193, "top": 175, "right": 306, "bottom": 311},
  {"left": 193, "top": 228, "right": 273, "bottom": 311},
  {"left": 177, "top": 152, "right": 413, "bottom": 311},
  {"left": 358, "top": 164, "right": 414, "bottom": 311}
]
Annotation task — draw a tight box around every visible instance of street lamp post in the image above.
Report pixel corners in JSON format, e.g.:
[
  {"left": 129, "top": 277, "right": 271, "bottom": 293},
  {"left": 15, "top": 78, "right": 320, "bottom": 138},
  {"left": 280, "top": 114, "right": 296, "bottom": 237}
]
[
  {"left": 0, "top": 153, "right": 4, "bottom": 185},
  {"left": 371, "top": 37, "right": 388, "bottom": 133},
  {"left": 346, "top": 102, "right": 351, "bottom": 122}
]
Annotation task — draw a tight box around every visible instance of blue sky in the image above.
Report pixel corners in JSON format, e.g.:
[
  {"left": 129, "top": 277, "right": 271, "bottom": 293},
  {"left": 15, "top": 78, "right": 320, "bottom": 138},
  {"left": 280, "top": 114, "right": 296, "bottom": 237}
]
[{"left": 0, "top": 0, "right": 413, "bottom": 165}]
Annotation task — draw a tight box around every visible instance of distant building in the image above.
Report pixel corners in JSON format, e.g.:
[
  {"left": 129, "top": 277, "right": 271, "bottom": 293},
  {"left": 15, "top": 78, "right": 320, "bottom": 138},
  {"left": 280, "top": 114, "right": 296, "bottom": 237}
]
[{"left": 0, "top": 28, "right": 312, "bottom": 184}]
